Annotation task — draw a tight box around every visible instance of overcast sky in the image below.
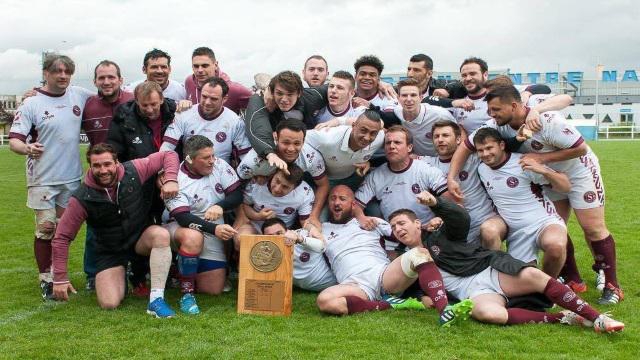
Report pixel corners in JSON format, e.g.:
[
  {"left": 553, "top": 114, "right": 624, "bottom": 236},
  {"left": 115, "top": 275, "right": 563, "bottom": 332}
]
[{"left": 0, "top": 0, "right": 638, "bottom": 93}]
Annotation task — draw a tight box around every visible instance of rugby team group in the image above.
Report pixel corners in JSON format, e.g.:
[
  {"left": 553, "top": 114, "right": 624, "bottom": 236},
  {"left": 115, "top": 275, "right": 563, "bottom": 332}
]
[{"left": 7, "top": 47, "right": 625, "bottom": 333}]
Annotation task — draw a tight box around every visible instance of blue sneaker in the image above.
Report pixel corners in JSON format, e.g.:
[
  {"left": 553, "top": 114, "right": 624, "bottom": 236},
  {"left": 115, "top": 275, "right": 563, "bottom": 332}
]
[
  {"left": 179, "top": 293, "right": 200, "bottom": 315},
  {"left": 147, "top": 298, "right": 176, "bottom": 318}
]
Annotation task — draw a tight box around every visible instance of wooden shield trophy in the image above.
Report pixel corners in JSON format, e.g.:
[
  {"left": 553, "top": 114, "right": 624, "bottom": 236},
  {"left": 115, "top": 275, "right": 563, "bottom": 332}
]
[{"left": 237, "top": 234, "right": 293, "bottom": 316}]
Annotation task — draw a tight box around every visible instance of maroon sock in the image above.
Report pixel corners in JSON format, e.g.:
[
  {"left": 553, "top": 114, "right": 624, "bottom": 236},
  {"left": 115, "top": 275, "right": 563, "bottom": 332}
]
[
  {"left": 590, "top": 235, "right": 618, "bottom": 288},
  {"left": 559, "top": 235, "right": 582, "bottom": 283},
  {"left": 33, "top": 237, "right": 52, "bottom": 274},
  {"left": 416, "top": 262, "right": 448, "bottom": 314},
  {"left": 345, "top": 296, "right": 390, "bottom": 314},
  {"left": 543, "top": 279, "right": 599, "bottom": 322},
  {"left": 506, "top": 308, "right": 562, "bottom": 325}
]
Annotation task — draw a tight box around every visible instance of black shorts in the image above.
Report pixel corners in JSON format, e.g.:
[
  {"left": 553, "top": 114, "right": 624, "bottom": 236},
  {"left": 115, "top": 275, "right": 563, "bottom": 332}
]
[{"left": 95, "top": 248, "right": 136, "bottom": 274}]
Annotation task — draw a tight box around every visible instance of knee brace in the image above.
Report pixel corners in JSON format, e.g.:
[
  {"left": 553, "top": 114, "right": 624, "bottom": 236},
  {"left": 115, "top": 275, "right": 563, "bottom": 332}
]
[{"left": 35, "top": 209, "right": 57, "bottom": 239}]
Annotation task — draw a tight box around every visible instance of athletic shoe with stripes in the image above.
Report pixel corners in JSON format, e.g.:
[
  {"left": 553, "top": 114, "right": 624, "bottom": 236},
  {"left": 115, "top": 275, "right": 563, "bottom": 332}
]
[
  {"left": 559, "top": 310, "right": 593, "bottom": 327},
  {"left": 598, "top": 283, "right": 624, "bottom": 305},
  {"left": 595, "top": 270, "right": 606, "bottom": 292},
  {"left": 382, "top": 295, "right": 426, "bottom": 310},
  {"left": 439, "top": 299, "right": 474, "bottom": 328},
  {"left": 147, "top": 298, "right": 176, "bottom": 318}
]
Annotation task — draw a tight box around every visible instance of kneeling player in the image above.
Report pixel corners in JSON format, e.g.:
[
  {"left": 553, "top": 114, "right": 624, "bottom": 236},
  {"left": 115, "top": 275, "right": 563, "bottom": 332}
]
[
  {"left": 262, "top": 218, "right": 337, "bottom": 292},
  {"left": 389, "top": 191, "right": 624, "bottom": 333},
  {"left": 52, "top": 144, "right": 179, "bottom": 317},
  {"left": 164, "top": 135, "right": 241, "bottom": 314}
]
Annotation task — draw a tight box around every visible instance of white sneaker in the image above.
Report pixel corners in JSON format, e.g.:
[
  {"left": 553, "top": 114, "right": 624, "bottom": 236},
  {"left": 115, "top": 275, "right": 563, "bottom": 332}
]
[
  {"left": 223, "top": 278, "right": 232, "bottom": 293},
  {"left": 595, "top": 270, "right": 606, "bottom": 292},
  {"left": 593, "top": 313, "right": 624, "bottom": 333}
]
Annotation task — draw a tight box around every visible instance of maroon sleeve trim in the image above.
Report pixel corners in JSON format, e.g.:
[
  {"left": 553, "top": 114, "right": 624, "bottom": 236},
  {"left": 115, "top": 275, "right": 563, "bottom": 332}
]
[
  {"left": 169, "top": 206, "right": 190, "bottom": 217},
  {"left": 162, "top": 136, "right": 179, "bottom": 145},
  {"left": 570, "top": 137, "right": 584, "bottom": 149},
  {"left": 312, "top": 171, "right": 327, "bottom": 180},
  {"left": 224, "top": 180, "right": 242, "bottom": 194},
  {"left": 464, "top": 138, "right": 476, "bottom": 151},
  {"left": 8, "top": 132, "right": 27, "bottom": 142}
]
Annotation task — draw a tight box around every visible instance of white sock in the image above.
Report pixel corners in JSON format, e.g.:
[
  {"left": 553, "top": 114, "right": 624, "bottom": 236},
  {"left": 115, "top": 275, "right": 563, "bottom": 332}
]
[{"left": 149, "top": 288, "right": 164, "bottom": 303}]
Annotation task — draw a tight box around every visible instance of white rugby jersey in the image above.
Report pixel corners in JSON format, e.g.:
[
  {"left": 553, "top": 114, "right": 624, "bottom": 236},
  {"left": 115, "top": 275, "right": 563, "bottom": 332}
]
[
  {"left": 305, "top": 125, "right": 384, "bottom": 180},
  {"left": 236, "top": 144, "right": 326, "bottom": 180},
  {"left": 126, "top": 79, "right": 186, "bottom": 101},
  {"left": 477, "top": 152, "right": 558, "bottom": 231},
  {"left": 420, "top": 155, "right": 495, "bottom": 230},
  {"left": 313, "top": 104, "right": 367, "bottom": 124},
  {"left": 355, "top": 160, "right": 448, "bottom": 222},
  {"left": 160, "top": 106, "right": 251, "bottom": 163},
  {"left": 322, "top": 218, "right": 391, "bottom": 284},
  {"left": 243, "top": 181, "right": 314, "bottom": 229},
  {"left": 392, "top": 103, "right": 457, "bottom": 157},
  {"left": 450, "top": 93, "right": 492, "bottom": 133},
  {"left": 465, "top": 111, "right": 589, "bottom": 176},
  {"left": 364, "top": 93, "right": 397, "bottom": 111},
  {"left": 166, "top": 159, "right": 241, "bottom": 220},
  {"left": 292, "top": 228, "right": 337, "bottom": 292},
  {"left": 9, "top": 86, "right": 93, "bottom": 186}
]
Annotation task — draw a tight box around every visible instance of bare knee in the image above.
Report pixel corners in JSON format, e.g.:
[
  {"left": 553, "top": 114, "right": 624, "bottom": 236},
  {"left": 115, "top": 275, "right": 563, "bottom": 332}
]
[
  {"left": 148, "top": 226, "right": 170, "bottom": 247},
  {"left": 97, "top": 295, "right": 123, "bottom": 310},
  {"left": 316, "top": 292, "right": 345, "bottom": 315},
  {"left": 471, "top": 304, "right": 507, "bottom": 324},
  {"left": 177, "top": 229, "right": 204, "bottom": 254},
  {"left": 543, "top": 241, "right": 566, "bottom": 259}
]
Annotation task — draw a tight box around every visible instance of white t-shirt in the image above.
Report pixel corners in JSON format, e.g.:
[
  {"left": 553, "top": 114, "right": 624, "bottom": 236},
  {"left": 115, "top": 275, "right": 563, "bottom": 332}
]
[
  {"left": 322, "top": 218, "right": 391, "bottom": 285},
  {"left": 420, "top": 155, "right": 496, "bottom": 231},
  {"left": 243, "top": 181, "right": 315, "bottom": 230},
  {"left": 392, "top": 103, "right": 457, "bottom": 157},
  {"left": 126, "top": 79, "right": 186, "bottom": 101},
  {"left": 355, "top": 159, "right": 448, "bottom": 222},
  {"left": 236, "top": 144, "right": 326, "bottom": 181},
  {"left": 305, "top": 125, "right": 384, "bottom": 180},
  {"left": 313, "top": 103, "right": 367, "bottom": 124},
  {"left": 160, "top": 106, "right": 251, "bottom": 163},
  {"left": 477, "top": 152, "right": 558, "bottom": 231},
  {"left": 450, "top": 94, "right": 492, "bottom": 133},
  {"left": 9, "top": 86, "right": 93, "bottom": 186}
]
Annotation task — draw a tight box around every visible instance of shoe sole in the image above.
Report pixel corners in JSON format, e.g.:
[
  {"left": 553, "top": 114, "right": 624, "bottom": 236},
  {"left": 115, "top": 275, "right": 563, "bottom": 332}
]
[
  {"left": 595, "top": 324, "right": 624, "bottom": 333},
  {"left": 147, "top": 310, "right": 175, "bottom": 319}
]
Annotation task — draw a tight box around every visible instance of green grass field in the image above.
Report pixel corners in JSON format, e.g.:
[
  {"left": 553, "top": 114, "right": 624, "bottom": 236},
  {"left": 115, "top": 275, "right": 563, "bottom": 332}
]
[{"left": 0, "top": 142, "right": 638, "bottom": 359}]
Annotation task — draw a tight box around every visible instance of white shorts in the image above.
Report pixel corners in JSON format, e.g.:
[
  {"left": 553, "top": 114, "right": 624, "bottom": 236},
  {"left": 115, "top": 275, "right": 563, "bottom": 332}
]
[
  {"left": 164, "top": 221, "right": 226, "bottom": 262},
  {"left": 546, "top": 154, "right": 605, "bottom": 209},
  {"left": 342, "top": 264, "right": 387, "bottom": 301},
  {"left": 440, "top": 267, "right": 505, "bottom": 300},
  {"left": 506, "top": 217, "right": 566, "bottom": 263},
  {"left": 27, "top": 181, "right": 80, "bottom": 210}
]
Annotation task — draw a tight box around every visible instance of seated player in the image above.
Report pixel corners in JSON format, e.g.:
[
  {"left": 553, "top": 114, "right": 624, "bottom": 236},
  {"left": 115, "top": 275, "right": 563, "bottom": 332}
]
[
  {"left": 237, "top": 164, "right": 314, "bottom": 241},
  {"left": 237, "top": 119, "right": 329, "bottom": 225},
  {"left": 164, "top": 135, "right": 241, "bottom": 314},
  {"left": 261, "top": 218, "right": 337, "bottom": 292},
  {"left": 51, "top": 144, "right": 179, "bottom": 318},
  {"left": 316, "top": 186, "right": 473, "bottom": 326},
  {"left": 388, "top": 191, "right": 624, "bottom": 333},
  {"left": 474, "top": 128, "right": 570, "bottom": 277}
]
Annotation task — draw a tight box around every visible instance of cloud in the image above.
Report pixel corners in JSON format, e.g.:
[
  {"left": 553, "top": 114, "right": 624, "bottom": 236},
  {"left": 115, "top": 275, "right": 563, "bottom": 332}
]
[{"left": 0, "top": 0, "right": 638, "bottom": 93}]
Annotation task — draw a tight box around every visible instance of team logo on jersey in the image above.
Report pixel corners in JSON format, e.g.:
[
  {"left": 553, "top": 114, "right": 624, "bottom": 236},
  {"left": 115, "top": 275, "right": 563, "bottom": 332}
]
[
  {"left": 583, "top": 191, "right": 596, "bottom": 203},
  {"left": 430, "top": 245, "right": 441, "bottom": 256},
  {"left": 562, "top": 128, "right": 574, "bottom": 135},
  {"left": 93, "top": 120, "right": 103, "bottom": 129},
  {"left": 299, "top": 252, "right": 310, "bottom": 262},
  {"left": 132, "top": 136, "right": 142, "bottom": 144},
  {"left": 215, "top": 132, "right": 227, "bottom": 143},
  {"left": 383, "top": 187, "right": 393, "bottom": 195},
  {"left": 327, "top": 231, "right": 338, "bottom": 241},
  {"left": 73, "top": 105, "right": 81, "bottom": 116},
  {"left": 506, "top": 177, "right": 519, "bottom": 188},
  {"left": 41, "top": 110, "right": 55, "bottom": 121},
  {"left": 531, "top": 140, "right": 544, "bottom": 150},
  {"left": 284, "top": 207, "right": 295, "bottom": 215},
  {"left": 411, "top": 184, "right": 421, "bottom": 194},
  {"left": 458, "top": 170, "right": 469, "bottom": 181},
  {"left": 215, "top": 183, "right": 224, "bottom": 193},
  {"left": 425, "top": 132, "right": 432, "bottom": 139}
]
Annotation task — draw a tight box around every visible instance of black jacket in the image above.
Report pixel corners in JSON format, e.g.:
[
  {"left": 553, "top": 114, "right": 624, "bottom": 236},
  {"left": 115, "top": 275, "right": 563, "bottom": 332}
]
[
  {"left": 244, "top": 86, "right": 328, "bottom": 158},
  {"left": 107, "top": 98, "right": 176, "bottom": 162}
]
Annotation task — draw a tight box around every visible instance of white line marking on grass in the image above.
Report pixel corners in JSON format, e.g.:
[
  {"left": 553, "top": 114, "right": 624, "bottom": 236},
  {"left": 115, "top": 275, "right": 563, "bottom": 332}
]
[{"left": 0, "top": 301, "right": 66, "bottom": 327}]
